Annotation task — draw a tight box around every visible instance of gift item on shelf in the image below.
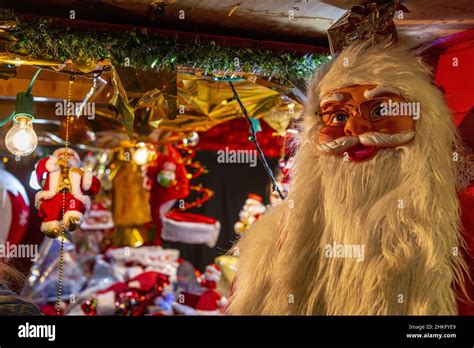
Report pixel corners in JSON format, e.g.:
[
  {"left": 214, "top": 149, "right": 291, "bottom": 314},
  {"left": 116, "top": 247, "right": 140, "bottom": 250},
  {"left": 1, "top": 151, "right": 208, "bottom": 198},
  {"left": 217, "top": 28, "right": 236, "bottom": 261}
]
[
  {"left": 80, "top": 202, "right": 114, "bottom": 231},
  {"left": 113, "top": 226, "right": 147, "bottom": 248},
  {"left": 105, "top": 246, "right": 180, "bottom": 271},
  {"left": 19, "top": 238, "right": 187, "bottom": 316},
  {"left": 21, "top": 237, "right": 87, "bottom": 306},
  {"left": 0, "top": 167, "right": 30, "bottom": 246},
  {"left": 170, "top": 262, "right": 227, "bottom": 316},
  {"left": 73, "top": 201, "right": 115, "bottom": 271},
  {"left": 113, "top": 160, "right": 152, "bottom": 246},
  {"left": 175, "top": 260, "right": 203, "bottom": 294},
  {"left": 33, "top": 147, "right": 101, "bottom": 238},
  {"left": 214, "top": 255, "right": 238, "bottom": 296},
  {"left": 152, "top": 286, "right": 176, "bottom": 316},
  {"left": 195, "top": 264, "right": 227, "bottom": 315},
  {"left": 72, "top": 229, "right": 104, "bottom": 274},
  {"left": 68, "top": 270, "right": 170, "bottom": 316}
]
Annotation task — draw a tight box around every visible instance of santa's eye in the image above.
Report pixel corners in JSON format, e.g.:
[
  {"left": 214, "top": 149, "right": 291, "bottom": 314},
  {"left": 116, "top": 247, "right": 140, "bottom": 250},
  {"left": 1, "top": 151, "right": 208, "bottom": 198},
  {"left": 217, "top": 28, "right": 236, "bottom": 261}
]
[
  {"left": 370, "top": 102, "right": 387, "bottom": 120},
  {"left": 330, "top": 113, "right": 348, "bottom": 125}
]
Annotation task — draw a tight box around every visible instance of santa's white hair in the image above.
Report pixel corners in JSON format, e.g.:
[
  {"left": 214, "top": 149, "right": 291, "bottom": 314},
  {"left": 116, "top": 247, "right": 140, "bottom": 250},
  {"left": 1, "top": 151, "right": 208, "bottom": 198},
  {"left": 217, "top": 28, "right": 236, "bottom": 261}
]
[
  {"left": 228, "top": 43, "right": 469, "bottom": 315},
  {"left": 53, "top": 147, "right": 81, "bottom": 168}
]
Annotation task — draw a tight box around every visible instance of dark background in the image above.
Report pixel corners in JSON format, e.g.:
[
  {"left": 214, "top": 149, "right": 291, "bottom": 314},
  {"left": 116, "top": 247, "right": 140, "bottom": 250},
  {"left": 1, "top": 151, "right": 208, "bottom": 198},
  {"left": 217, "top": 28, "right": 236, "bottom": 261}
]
[{"left": 163, "top": 150, "right": 278, "bottom": 270}]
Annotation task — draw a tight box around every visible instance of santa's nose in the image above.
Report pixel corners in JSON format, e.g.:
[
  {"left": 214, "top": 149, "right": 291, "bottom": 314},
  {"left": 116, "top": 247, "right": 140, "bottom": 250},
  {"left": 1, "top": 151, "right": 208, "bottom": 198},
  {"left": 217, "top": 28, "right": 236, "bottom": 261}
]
[{"left": 344, "top": 116, "right": 372, "bottom": 136}]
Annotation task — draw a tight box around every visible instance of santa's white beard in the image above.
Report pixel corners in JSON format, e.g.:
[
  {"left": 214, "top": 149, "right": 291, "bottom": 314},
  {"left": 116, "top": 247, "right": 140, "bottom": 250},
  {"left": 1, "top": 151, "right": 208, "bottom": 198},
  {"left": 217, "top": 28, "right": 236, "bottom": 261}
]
[
  {"left": 229, "top": 143, "right": 464, "bottom": 315},
  {"left": 297, "top": 144, "right": 463, "bottom": 314},
  {"left": 314, "top": 148, "right": 412, "bottom": 314}
]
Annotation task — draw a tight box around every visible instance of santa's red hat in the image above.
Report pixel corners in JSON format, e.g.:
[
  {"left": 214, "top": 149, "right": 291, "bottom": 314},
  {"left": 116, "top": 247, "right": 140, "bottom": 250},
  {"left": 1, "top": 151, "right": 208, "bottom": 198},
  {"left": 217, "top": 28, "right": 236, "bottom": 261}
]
[
  {"left": 161, "top": 211, "right": 220, "bottom": 248},
  {"left": 247, "top": 193, "right": 263, "bottom": 203}
]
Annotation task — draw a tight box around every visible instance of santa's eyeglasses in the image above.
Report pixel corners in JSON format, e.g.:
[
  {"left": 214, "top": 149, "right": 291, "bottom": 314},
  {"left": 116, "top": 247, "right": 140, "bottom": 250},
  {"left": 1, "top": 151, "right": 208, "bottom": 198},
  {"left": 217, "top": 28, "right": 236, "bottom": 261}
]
[{"left": 317, "top": 96, "right": 412, "bottom": 126}]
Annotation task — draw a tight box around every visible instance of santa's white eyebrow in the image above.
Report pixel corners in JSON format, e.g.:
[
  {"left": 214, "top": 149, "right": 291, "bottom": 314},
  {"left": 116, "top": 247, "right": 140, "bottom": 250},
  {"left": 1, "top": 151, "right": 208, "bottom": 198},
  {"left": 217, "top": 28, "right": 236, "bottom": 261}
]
[
  {"left": 320, "top": 93, "right": 344, "bottom": 107},
  {"left": 364, "top": 85, "right": 401, "bottom": 99}
]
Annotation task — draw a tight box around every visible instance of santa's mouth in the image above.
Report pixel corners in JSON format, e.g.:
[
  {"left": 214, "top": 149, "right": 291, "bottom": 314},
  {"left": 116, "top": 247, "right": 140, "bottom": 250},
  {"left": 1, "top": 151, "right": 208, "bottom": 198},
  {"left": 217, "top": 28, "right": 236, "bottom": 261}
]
[{"left": 345, "top": 143, "right": 377, "bottom": 162}]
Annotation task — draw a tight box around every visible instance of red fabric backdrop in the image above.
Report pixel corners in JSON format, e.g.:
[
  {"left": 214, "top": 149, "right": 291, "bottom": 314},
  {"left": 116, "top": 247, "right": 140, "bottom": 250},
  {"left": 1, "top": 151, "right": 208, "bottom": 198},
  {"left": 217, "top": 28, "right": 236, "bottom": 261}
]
[{"left": 426, "top": 29, "right": 474, "bottom": 315}]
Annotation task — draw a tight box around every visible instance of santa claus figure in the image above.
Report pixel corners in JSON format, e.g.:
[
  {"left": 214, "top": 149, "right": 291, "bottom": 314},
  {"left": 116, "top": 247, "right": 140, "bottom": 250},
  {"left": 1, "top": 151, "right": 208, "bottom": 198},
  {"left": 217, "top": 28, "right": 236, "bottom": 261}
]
[
  {"left": 34, "top": 148, "right": 101, "bottom": 238},
  {"left": 196, "top": 264, "right": 227, "bottom": 315},
  {"left": 143, "top": 144, "right": 190, "bottom": 245},
  {"left": 228, "top": 43, "right": 474, "bottom": 315},
  {"left": 234, "top": 194, "right": 266, "bottom": 235}
]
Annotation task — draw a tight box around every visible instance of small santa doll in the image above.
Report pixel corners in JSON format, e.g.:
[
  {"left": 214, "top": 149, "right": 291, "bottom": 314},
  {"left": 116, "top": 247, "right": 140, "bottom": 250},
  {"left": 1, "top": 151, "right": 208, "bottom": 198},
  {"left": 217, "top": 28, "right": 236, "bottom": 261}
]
[
  {"left": 34, "top": 148, "right": 100, "bottom": 238},
  {"left": 234, "top": 194, "right": 266, "bottom": 235},
  {"left": 195, "top": 264, "right": 227, "bottom": 315}
]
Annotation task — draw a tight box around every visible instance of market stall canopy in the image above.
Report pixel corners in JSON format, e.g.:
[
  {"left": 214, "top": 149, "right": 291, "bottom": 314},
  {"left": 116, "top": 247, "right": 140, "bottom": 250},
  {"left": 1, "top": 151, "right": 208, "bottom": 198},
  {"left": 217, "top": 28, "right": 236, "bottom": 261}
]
[
  {"left": 2, "top": 0, "right": 473, "bottom": 49},
  {"left": 0, "top": 62, "right": 302, "bottom": 151}
]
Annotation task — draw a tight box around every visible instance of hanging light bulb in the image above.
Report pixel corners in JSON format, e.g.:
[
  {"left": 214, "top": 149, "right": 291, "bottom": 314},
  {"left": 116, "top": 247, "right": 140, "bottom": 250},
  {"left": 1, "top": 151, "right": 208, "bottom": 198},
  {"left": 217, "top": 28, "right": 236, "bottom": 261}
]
[
  {"left": 1, "top": 69, "right": 42, "bottom": 158},
  {"left": 133, "top": 142, "right": 150, "bottom": 166},
  {"left": 5, "top": 115, "right": 38, "bottom": 157}
]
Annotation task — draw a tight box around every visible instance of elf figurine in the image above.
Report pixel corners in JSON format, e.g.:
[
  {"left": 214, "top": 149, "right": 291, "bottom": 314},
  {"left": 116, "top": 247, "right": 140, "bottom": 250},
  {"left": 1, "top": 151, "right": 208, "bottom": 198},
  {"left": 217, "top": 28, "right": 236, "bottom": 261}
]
[{"left": 34, "top": 148, "right": 101, "bottom": 238}]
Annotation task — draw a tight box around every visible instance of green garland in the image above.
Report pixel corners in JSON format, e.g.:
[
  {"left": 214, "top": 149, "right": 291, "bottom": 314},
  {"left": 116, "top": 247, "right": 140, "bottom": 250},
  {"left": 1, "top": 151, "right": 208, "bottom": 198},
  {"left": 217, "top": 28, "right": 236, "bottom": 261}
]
[{"left": 0, "top": 10, "right": 329, "bottom": 82}]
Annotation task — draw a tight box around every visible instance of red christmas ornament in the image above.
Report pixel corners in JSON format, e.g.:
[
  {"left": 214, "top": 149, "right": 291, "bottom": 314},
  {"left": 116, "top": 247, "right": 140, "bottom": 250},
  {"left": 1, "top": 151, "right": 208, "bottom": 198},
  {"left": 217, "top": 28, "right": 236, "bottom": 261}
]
[
  {"left": 0, "top": 168, "right": 30, "bottom": 245},
  {"left": 81, "top": 298, "right": 98, "bottom": 316},
  {"left": 143, "top": 144, "right": 190, "bottom": 245},
  {"left": 115, "top": 288, "right": 148, "bottom": 316},
  {"left": 154, "top": 272, "right": 170, "bottom": 295}
]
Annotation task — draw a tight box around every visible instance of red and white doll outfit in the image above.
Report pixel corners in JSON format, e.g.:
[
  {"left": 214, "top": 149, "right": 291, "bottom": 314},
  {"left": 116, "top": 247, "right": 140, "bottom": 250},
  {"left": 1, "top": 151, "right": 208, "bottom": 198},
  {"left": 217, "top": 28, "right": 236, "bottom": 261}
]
[
  {"left": 34, "top": 148, "right": 100, "bottom": 237},
  {"left": 196, "top": 264, "right": 227, "bottom": 315},
  {"left": 143, "top": 144, "right": 190, "bottom": 245}
]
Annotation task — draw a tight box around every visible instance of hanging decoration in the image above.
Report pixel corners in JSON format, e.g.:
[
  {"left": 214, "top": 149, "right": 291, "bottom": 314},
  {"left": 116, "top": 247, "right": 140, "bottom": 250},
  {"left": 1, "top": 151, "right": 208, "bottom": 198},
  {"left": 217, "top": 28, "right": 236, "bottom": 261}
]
[
  {"left": 0, "top": 68, "right": 41, "bottom": 157},
  {"left": 143, "top": 144, "right": 191, "bottom": 245},
  {"left": 155, "top": 75, "right": 303, "bottom": 133},
  {"left": 0, "top": 167, "right": 30, "bottom": 246},
  {"left": 161, "top": 211, "right": 221, "bottom": 248},
  {"left": 0, "top": 10, "right": 328, "bottom": 83},
  {"left": 159, "top": 146, "right": 219, "bottom": 248},
  {"left": 132, "top": 143, "right": 155, "bottom": 166},
  {"left": 141, "top": 141, "right": 218, "bottom": 246},
  {"left": 34, "top": 147, "right": 101, "bottom": 238},
  {"left": 112, "top": 158, "right": 152, "bottom": 247},
  {"left": 327, "top": 0, "right": 398, "bottom": 56}
]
